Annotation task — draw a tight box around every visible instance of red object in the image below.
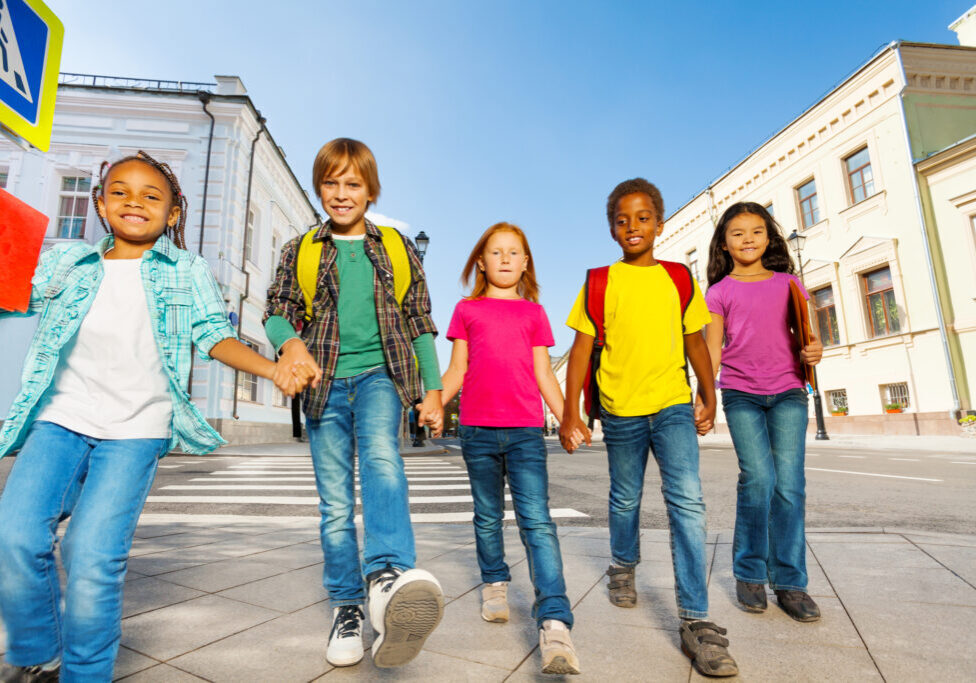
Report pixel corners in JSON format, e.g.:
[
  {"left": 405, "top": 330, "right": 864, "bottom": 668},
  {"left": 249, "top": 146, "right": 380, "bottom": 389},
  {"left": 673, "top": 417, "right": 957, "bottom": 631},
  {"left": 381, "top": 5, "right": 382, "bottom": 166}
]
[
  {"left": 787, "top": 279, "right": 816, "bottom": 391},
  {"left": 0, "top": 189, "right": 49, "bottom": 313},
  {"left": 581, "top": 260, "right": 696, "bottom": 425}
]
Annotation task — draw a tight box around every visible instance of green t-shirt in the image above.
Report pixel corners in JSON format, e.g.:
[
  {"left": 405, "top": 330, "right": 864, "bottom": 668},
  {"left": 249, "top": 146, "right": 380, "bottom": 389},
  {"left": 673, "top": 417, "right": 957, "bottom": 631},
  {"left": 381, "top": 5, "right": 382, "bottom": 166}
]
[{"left": 332, "top": 236, "right": 386, "bottom": 378}]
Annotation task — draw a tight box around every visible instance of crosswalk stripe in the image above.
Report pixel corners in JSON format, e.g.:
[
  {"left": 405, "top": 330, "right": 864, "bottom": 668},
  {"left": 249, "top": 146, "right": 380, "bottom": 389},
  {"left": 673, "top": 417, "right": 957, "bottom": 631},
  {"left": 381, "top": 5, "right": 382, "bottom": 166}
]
[
  {"left": 163, "top": 484, "right": 476, "bottom": 491},
  {"left": 146, "top": 494, "right": 510, "bottom": 505},
  {"left": 406, "top": 509, "right": 588, "bottom": 523},
  {"left": 191, "top": 476, "right": 473, "bottom": 483}
]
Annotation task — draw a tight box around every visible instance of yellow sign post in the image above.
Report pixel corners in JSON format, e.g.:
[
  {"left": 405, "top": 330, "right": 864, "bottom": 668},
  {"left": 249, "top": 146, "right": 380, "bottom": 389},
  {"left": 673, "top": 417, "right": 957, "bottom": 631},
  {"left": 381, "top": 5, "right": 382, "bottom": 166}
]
[{"left": 0, "top": 0, "right": 63, "bottom": 151}]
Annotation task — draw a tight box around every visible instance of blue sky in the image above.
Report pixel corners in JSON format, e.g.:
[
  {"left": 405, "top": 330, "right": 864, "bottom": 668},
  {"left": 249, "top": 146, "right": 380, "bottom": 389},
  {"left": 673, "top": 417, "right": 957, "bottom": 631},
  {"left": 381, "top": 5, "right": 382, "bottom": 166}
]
[{"left": 46, "top": 0, "right": 969, "bottom": 362}]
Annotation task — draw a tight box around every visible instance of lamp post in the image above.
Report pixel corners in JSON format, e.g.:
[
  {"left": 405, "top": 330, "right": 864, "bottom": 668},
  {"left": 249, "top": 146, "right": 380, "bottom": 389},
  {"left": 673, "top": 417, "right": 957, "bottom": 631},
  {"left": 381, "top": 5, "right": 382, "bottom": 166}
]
[
  {"left": 413, "top": 230, "right": 430, "bottom": 447},
  {"left": 787, "top": 230, "right": 829, "bottom": 440}
]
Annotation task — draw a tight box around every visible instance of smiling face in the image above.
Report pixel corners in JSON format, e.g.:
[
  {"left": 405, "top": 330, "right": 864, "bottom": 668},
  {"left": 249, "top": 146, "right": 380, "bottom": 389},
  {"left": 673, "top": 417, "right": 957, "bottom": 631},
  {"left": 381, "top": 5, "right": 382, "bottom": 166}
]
[
  {"left": 319, "top": 165, "right": 374, "bottom": 234},
  {"left": 478, "top": 229, "right": 529, "bottom": 294},
  {"left": 97, "top": 160, "right": 179, "bottom": 248},
  {"left": 611, "top": 192, "right": 663, "bottom": 264},
  {"left": 723, "top": 212, "right": 769, "bottom": 267}
]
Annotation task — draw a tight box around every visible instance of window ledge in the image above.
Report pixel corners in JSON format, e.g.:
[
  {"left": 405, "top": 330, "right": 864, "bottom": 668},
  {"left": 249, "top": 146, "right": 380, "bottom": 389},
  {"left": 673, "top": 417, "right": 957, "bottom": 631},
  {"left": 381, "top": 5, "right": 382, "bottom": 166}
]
[{"left": 839, "top": 190, "right": 886, "bottom": 218}]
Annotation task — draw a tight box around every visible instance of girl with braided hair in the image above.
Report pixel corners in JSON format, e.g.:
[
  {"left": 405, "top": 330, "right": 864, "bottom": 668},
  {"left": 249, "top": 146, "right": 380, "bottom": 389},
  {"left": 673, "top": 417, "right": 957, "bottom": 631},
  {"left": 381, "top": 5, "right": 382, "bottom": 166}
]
[{"left": 0, "top": 152, "right": 301, "bottom": 681}]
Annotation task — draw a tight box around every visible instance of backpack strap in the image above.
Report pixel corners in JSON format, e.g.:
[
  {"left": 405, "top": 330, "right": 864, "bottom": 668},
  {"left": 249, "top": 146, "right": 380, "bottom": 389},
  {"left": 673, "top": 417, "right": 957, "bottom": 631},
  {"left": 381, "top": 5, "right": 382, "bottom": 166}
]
[
  {"left": 296, "top": 225, "right": 410, "bottom": 323},
  {"left": 584, "top": 266, "right": 610, "bottom": 346},
  {"left": 658, "top": 260, "right": 695, "bottom": 320}
]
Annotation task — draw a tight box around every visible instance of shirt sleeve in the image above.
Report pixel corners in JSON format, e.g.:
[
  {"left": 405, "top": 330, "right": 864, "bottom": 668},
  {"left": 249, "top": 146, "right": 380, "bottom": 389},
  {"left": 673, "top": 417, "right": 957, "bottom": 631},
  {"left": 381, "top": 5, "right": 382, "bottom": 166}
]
[
  {"left": 533, "top": 304, "right": 555, "bottom": 347},
  {"left": 705, "top": 280, "right": 726, "bottom": 318},
  {"left": 400, "top": 235, "right": 438, "bottom": 339},
  {"left": 682, "top": 278, "right": 712, "bottom": 335},
  {"left": 412, "top": 332, "right": 443, "bottom": 391},
  {"left": 790, "top": 273, "right": 810, "bottom": 301},
  {"left": 566, "top": 284, "right": 596, "bottom": 337},
  {"left": 263, "top": 235, "right": 306, "bottom": 329},
  {"left": 190, "top": 258, "right": 237, "bottom": 359},
  {"left": 445, "top": 301, "right": 466, "bottom": 342},
  {"left": 264, "top": 315, "right": 299, "bottom": 354},
  {"left": 0, "top": 244, "right": 67, "bottom": 319}
]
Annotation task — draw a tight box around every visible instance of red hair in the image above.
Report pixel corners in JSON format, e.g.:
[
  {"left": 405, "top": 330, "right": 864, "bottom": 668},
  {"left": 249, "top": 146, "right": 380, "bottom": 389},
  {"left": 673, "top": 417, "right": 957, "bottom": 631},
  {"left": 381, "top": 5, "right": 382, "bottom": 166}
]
[{"left": 461, "top": 222, "right": 540, "bottom": 302}]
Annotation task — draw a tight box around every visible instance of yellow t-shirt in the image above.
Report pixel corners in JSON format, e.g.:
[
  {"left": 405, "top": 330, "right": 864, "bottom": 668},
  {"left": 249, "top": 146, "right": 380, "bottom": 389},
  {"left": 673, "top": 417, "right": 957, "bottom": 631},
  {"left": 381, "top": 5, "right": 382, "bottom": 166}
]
[{"left": 566, "top": 261, "right": 711, "bottom": 417}]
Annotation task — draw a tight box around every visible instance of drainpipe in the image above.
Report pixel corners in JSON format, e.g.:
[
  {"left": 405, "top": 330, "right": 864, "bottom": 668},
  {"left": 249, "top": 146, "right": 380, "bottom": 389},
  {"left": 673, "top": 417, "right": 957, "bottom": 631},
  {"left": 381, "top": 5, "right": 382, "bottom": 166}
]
[
  {"left": 232, "top": 114, "right": 266, "bottom": 420},
  {"left": 893, "top": 41, "right": 961, "bottom": 417},
  {"left": 187, "top": 91, "right": 217, "bottom": 398}
]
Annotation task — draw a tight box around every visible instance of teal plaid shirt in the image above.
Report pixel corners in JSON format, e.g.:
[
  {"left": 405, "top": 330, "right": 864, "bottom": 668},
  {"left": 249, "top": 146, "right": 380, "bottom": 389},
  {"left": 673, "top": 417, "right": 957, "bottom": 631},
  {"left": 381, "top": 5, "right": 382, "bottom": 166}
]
[{"left": 0, "top": 235, "right": 236, "bottom": 457}]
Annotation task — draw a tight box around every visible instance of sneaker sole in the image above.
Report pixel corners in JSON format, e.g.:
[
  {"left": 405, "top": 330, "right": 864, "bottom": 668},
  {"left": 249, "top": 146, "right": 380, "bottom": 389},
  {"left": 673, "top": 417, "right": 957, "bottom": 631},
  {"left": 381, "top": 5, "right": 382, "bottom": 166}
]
[
  {"left": 372, "top": 579, "right": 444, "bottom": 668},
  {"left": 542, "top": 655, "right": 580, "bottom": 675},
  {"left": 680, "top": 642, "right": 739, "bottom": 678},
  {"left": 736, "top": 599, "right": 767, "bottom": 613},
  {"left": 326, "top": 649, "right": 364, "bottom": 667},
  {"left": 481, "top": 608, "right": 509, "bottom": 623}
]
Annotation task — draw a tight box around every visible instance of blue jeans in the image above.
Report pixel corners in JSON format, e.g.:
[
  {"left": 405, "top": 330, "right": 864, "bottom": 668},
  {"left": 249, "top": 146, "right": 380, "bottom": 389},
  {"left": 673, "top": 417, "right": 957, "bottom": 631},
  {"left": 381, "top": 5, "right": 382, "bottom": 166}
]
[
  {"left": 722, "top": 388, "right": 809, "bottom": 591},
  {"left": 0, "top": 421, "right": 166, "bottom": 682},
  {"left": 305, "top": 368, "right": 414, "bottom": 606},
  {"left": 459, "top": 426, "right": 573, "bottom": 629},
  {"left": 600, "top": 403, "right": 708, "bottom": 619}
]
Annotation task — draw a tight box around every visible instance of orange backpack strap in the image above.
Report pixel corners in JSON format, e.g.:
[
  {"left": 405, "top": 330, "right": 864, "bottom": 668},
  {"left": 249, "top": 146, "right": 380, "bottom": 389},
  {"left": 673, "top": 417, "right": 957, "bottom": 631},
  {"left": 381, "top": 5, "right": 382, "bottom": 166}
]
[{"left": 582, "top": 266, "right": 610, "bottom": 425}]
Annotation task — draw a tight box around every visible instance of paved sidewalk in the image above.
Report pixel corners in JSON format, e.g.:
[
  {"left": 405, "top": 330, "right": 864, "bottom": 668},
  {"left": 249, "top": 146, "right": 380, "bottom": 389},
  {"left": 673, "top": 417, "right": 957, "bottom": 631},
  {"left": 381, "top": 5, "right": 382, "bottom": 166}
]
[
  {"left": 5, "top": 518, "right": 972, "bottom": 681},
  {"left": 196, "top": 442, "right": 448, "bottom": 457},
  {"left": 698, "top": 431, "right": 976, "bottom": 454}
]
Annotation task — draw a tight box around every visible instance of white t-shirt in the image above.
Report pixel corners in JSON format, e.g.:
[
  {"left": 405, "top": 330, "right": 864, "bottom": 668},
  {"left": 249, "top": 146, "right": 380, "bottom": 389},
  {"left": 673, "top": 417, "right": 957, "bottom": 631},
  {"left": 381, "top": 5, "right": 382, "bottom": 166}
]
[{"left": 37, "top": 258, "right": 173, "bottom": 439}]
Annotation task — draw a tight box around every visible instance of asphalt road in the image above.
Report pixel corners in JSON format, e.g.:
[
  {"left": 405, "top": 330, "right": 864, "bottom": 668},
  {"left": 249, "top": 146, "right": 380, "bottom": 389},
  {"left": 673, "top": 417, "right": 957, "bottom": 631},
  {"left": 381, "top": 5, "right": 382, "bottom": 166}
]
[{"left": 0, "top": 437, "right": 972, "bottom": 534}]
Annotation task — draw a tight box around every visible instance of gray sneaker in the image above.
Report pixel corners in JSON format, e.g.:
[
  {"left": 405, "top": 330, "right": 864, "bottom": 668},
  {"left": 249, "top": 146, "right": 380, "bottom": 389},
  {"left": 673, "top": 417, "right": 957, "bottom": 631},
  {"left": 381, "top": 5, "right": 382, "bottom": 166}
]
[
  {"left": 679, "top": 620, "right": 738, "bottom": 677},
  {"left": 605, "top": 565, "right": 636, "bottom": 608},
  {"left": 0, "top": 661, "right": 60, "bottom": 683}
]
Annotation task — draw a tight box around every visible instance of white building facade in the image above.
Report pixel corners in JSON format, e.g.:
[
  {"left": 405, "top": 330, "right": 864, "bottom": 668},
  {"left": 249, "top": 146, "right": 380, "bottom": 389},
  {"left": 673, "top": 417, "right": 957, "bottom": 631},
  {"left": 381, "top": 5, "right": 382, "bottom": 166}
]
[
  {"left": 656, "top": 35, "right": 976, "bottom": 436},
  {"left": 0, "top": 73, "right": 320, "bottom": 443}
]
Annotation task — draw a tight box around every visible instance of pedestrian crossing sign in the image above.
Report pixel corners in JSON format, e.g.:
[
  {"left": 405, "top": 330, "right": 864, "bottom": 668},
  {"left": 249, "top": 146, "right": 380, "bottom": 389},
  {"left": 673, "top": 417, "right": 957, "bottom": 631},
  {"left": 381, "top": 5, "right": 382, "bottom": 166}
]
[{"left": 0, "top": 0, "right": 62, "bottom": 151}]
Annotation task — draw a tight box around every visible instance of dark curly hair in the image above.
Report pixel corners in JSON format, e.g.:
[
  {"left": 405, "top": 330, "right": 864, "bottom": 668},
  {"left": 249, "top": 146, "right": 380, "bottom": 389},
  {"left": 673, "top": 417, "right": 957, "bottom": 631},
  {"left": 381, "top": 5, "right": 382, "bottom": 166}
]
[
  {"left": 606, "top": 178, "right": 664, "bottom": 228},
  {"left": 92, "top": 150, "right": 188, "bottom": 249},
  {"left": 706, "top": 201, "right": 795, "bottom": 286}
]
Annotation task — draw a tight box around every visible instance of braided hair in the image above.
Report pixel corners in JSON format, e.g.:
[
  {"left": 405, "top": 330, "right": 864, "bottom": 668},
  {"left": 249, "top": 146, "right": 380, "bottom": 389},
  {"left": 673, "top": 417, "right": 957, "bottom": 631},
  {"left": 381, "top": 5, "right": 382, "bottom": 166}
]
[{"left": 91, "top": 150, "right": 188, "bottom": 249}]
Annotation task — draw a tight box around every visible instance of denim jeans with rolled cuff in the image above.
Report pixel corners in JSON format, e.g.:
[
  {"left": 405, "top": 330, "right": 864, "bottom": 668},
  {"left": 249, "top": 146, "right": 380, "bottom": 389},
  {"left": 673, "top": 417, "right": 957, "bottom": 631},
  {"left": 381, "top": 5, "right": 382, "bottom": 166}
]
[
  {"left": 459, "top": 425, "right": 573, "bottom": 629},
  {"left": 722, "top": 387, "right": 809, "bottom": 591},
  {"left": 305, "top": 367, "right": 415, "bottom": 606},
  {"left": 0, "top": 421, "right": 166, "bottom": 682},
  {"left": 600, "top": 402, "right": 709, "bottom": 620}
]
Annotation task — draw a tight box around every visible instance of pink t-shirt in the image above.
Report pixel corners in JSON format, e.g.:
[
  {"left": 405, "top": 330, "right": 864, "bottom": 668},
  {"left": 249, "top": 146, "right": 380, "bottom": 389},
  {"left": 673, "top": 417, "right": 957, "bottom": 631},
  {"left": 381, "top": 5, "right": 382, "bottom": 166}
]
[
  {"left": 705, "top": 272, "right": 809, "bottom": 395},
  {"left": 446, "top": 297, "right": 554, "bottom": 427}
]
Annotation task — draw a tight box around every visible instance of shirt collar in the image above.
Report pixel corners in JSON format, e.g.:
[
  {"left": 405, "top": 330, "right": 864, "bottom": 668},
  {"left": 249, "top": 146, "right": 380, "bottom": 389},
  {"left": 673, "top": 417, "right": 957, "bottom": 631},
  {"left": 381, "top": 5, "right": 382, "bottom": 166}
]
[
  {"left": 313, "top": 218, "right": 380, "bottom": 242},
  {"left": 88, "top": 233, "right": 180, "bottom": 262}
]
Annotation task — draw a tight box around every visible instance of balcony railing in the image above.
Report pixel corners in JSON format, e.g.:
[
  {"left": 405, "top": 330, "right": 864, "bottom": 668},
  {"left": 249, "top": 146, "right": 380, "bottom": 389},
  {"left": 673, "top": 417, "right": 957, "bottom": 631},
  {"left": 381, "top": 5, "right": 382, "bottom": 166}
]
[{"left": 58, "top": 72, "right": 217, "bottom": 93}]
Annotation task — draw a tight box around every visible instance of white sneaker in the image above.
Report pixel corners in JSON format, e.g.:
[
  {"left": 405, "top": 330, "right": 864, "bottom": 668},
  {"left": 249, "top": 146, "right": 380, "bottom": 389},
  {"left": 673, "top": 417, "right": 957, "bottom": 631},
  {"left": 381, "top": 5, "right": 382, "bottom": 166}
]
[
  {"left": 540, "top": 619, "right": 580, "bottom": 675},
  {"left": 326, "top": 605, "right": 365, "bottom": 667},
  {"left": 367, "top": 567, "right": 444, "bottom": 668},
  {"left": 481, "top": 581, "right": 510, "bottom": 622}
]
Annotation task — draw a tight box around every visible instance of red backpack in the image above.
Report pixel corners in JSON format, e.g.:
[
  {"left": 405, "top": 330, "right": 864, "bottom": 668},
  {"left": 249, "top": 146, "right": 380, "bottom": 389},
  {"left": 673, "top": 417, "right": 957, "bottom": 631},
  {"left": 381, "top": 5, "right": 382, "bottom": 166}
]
[{"left": 582, "top": 261, "right": 696, "bottom": 425}]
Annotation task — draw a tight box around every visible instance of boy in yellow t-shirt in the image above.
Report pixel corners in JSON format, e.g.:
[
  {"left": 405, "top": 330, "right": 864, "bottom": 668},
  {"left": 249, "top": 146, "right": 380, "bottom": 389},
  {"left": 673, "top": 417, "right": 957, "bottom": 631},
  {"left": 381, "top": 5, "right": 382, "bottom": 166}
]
[{"left": 560, "top": 178, "right": 738, "bottom": 678}]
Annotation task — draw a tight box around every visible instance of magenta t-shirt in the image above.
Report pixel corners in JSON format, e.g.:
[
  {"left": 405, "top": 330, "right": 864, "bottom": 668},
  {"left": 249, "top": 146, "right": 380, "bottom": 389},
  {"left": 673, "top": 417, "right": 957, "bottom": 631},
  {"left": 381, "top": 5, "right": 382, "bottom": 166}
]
[
  {"left": 446, "top": 297, "right": 554, "bottom": 427},
  {"left": 705, "top": 272, "right": 809, "bottom": 395}
]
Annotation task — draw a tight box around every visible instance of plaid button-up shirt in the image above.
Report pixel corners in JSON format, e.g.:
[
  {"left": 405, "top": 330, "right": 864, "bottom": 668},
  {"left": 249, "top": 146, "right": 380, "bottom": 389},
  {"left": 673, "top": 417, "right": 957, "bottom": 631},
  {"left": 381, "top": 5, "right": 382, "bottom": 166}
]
[
  {"left": 0, "top": 235, "right": 237, "bottom": 457},
  {"left": 264, "top": 219, "right": 437, "bottom": 418}
]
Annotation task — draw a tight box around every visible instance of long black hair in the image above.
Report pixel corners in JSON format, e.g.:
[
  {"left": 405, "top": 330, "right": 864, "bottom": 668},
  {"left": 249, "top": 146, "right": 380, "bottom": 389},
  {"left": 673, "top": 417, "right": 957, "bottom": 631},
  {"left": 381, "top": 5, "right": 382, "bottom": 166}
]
[
  {"left": 92, "top": 150, "right": 188, "bottom": 249},
  {"left": 706, "top": 201, "right": 795, "bottom": 286}
]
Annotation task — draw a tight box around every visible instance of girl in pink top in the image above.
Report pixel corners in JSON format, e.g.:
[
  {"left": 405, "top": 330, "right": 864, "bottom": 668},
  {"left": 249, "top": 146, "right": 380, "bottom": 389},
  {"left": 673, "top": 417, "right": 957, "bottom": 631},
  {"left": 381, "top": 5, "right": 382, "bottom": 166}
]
[
  {"left": 442, "top": 222, "right": 584, "bottom": 675},
  {"left": 702, "top": 202, "right": 823, "bottom": 624}
]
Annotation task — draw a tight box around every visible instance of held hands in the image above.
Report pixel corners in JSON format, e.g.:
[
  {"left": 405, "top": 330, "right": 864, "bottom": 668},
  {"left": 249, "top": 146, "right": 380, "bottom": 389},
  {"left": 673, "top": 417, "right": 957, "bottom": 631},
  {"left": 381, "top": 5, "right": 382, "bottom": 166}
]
[
  {"left": 273, "top": 339, "right": 323, "bottom": 398},
  {"left": 559, "top": 415, "right": 591, "bottom": 454},
  {"left": 694, "top": 394, "right": 716, "bottom": 436},
  {"left": 800, "top": 335, "right": 823, "bottom": 366},
  {"left": 416, "top": 390, "right": 444, "bottom": 438}
]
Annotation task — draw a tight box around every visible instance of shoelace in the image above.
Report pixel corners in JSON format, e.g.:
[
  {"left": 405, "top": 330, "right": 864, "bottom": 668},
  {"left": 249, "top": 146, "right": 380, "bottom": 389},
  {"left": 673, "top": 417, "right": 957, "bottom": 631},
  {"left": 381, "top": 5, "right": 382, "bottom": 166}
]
[
  {"left": 333, "top": 605, "right": 364, "bottom": 639},
  {"left": 373, "top": 569, "right": 400, "bottom": 594}
]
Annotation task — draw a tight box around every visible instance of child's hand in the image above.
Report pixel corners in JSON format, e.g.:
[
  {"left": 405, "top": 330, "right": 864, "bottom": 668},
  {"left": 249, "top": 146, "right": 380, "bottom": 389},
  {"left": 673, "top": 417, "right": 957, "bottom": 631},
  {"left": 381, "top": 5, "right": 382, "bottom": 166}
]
[
  {"left": 271, "top": 362, "right": 303, "bottom": 397},
  {"left": 279, "top": 339, "right": 323, "bottom": 390},
  {"left": 559, "top": 416, "right": 590, "bottom": 454},
  {"left": 694, "top": 395, "right": 715, "bottom": 436},
  {"left": 417, "top": 390, "right": 444, "bottom": 438},
  {"left": 800, "top": 335, "right": 823, "bottom": 366}
]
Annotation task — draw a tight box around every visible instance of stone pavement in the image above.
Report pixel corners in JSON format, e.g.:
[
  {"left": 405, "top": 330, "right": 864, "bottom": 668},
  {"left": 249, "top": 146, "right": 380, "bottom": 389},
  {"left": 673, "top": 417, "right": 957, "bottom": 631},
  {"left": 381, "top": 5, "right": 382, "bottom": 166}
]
[{"left": 4, "top": 518, "right": 972, "bottom": 681}]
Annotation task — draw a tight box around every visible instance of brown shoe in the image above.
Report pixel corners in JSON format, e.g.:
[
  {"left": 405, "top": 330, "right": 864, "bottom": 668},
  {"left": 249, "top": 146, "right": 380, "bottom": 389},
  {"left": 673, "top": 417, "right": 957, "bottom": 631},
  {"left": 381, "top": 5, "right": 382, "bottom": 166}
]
[
  {"left": 774, "top": 590, "right": 821, "bottom": 622},
  {"left": 680, "top": 620, "right": 738, "bottom": 677},
  {"left": 736, "top": 580, "right": 767, "bottom": 613},
  {"left": 605, "top": 565, "right": 636, "bottom": 608}
]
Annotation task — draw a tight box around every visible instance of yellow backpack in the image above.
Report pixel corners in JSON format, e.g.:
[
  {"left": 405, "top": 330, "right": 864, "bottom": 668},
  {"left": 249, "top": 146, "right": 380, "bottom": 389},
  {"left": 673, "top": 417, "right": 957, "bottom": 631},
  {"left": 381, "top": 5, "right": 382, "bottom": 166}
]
[{"left": 296, "top": 225, "right": 410, "bottom": 322}]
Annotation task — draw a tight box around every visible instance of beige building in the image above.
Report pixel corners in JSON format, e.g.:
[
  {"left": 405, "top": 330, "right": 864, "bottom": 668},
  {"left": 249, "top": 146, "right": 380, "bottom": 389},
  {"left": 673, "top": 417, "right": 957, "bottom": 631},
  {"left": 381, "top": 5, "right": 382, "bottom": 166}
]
[{"left": 656, "top": 17, "right": 976, "bottom": 436}]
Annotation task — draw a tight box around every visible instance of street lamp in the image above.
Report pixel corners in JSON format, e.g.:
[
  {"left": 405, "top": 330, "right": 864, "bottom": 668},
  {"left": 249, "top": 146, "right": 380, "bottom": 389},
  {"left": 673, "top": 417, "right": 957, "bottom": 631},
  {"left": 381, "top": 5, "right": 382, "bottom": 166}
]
[
  {"left": 787, "top": 230, "right": 829, "bottom": 441},
  {"left": 413, "top": 229, "right": 430, "bottom": 447}
]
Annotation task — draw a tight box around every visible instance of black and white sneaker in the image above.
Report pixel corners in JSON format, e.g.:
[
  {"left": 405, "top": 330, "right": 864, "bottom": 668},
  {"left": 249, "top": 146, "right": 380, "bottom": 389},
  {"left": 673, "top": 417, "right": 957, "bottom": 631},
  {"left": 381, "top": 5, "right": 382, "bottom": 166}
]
[
  {"left": 367, "top": 567, "right": 444, "bottom": 668},
  {"left": 326, "top": 605, "right": 365, "bottom": 667},
  {"left": 0, "top": 660, "right": 61, "bottom": 683}
]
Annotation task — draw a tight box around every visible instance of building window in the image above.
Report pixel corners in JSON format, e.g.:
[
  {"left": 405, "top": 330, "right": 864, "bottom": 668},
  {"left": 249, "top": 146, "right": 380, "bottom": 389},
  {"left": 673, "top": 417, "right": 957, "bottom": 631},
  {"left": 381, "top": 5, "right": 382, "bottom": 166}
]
[
  {"left": 826, "top": 389, "right": 848, "bottom": 415},
  {"left": 271, "top": 232, "right": 280, "bottom": 268},
  {"left": 686, "top": 248, "right": 700, "bottom": 284},
  {"left": 881, "top": 382, "right": 910, "bottom": 411},
  {"left": 764, "top": 202, "right": 774, "bottom": 217},
  {"left": 812, "top": 286, "right": 840, "bottom": 346},
  {"left": 244, "top": 208, "right": 258, "bottom": 264},
  {"left": 236, "top": 337, "right": 260, "bottom": 402},
  {"left": 57, "top": 176, "right": 92, "bottom": 239},
  {"left": 845, "top": 147, "right": 875, "bottom": 204},
  {"left": 796, "top": 178, "right": 820, "bottom": 229},
  {"left": 863, "top": 267, "right": 900, "bottom": 337},
  {"left": 0, "top": 170, "right": 7, "bottom": 188},
  {"left": 272, "top": 385, "right": 289, "bottom": 408}
]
